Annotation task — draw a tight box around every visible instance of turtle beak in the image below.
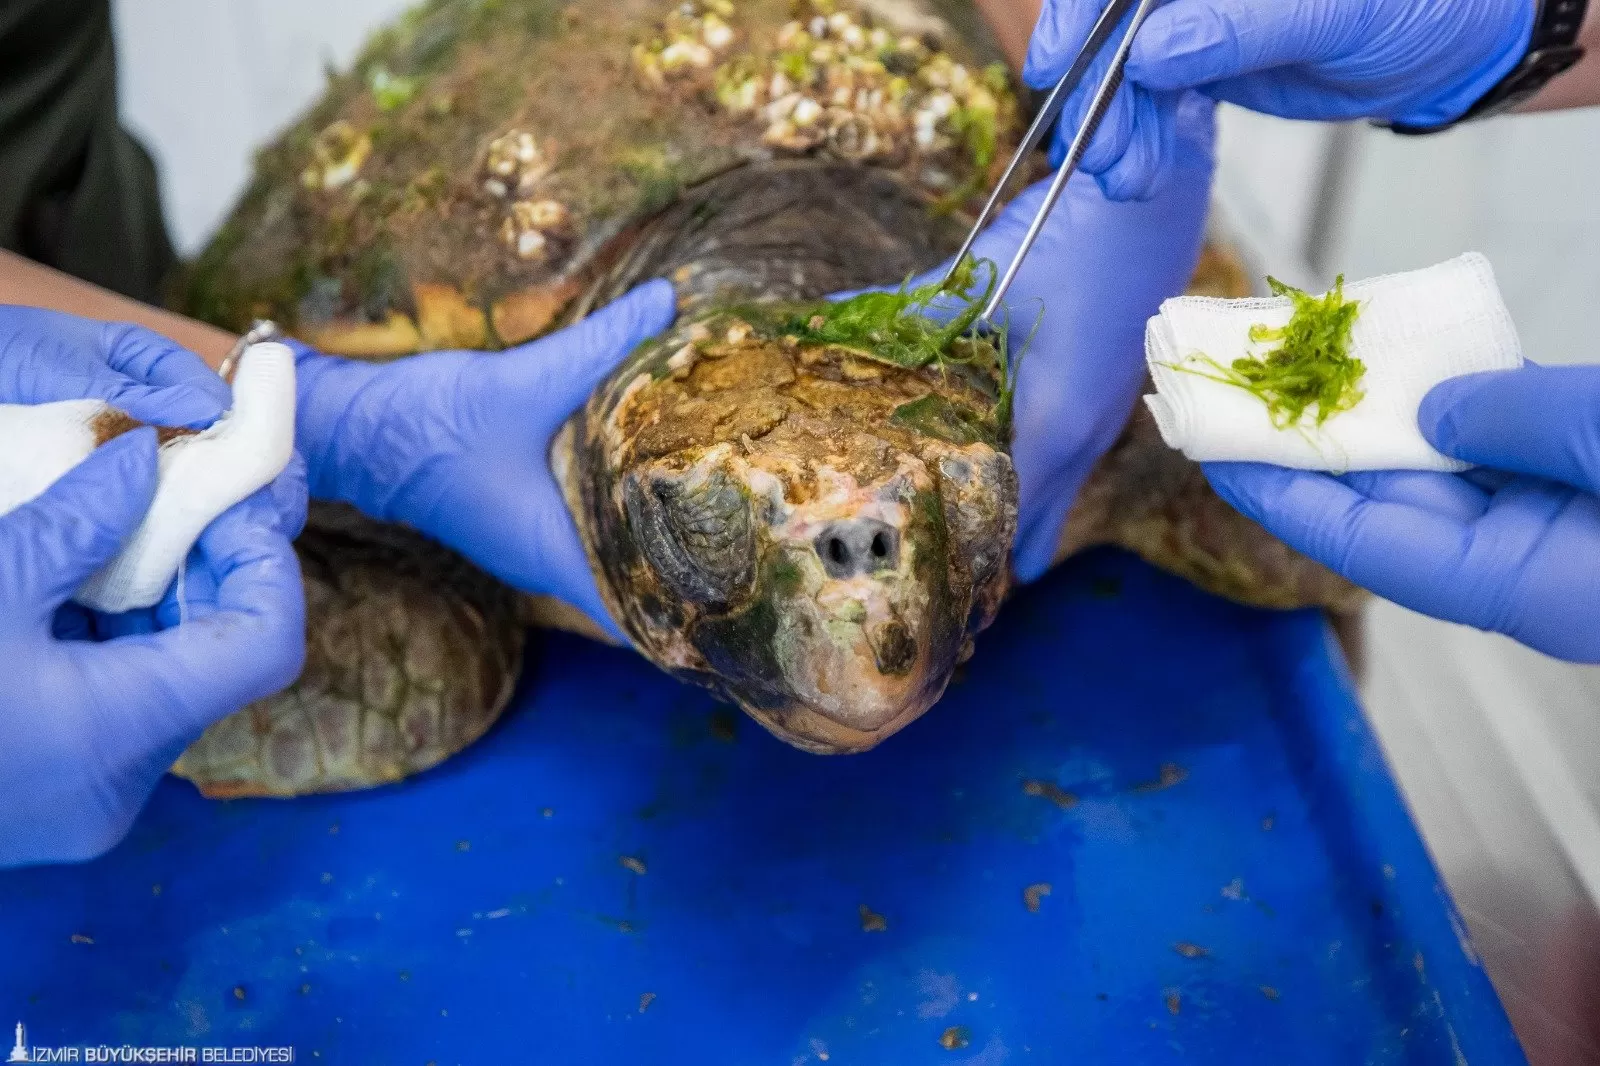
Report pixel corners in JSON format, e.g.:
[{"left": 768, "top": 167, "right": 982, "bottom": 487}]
[{"left": 746, "top": 514, "right": 951, "bottom": 753}]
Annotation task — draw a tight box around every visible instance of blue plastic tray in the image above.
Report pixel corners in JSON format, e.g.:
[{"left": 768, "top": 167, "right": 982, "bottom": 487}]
[{"left": 0, "top": 549, "right": 1522, "bottom": 1064}]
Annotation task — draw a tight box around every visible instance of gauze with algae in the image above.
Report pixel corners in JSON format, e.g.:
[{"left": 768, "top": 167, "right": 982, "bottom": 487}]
[
  {"left": 0, "top": 341, "right": 296, "bottom": 612},
  {"left": 1144, "top": 253, "right": 1523, "bottom": 471}
]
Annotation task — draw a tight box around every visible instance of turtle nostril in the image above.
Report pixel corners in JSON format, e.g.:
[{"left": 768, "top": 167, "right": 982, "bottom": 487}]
[
  {"left": 827, "top": 537, "right": 849, "bottom": 566},
  {"left": 815, "top": 520, "right": 899, "bottom": 578}
]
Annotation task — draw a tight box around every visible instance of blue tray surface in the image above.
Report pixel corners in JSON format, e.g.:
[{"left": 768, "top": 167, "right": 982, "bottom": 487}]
[{"left": 0, "top": 549, "right": 1521, "bottom": 1064}]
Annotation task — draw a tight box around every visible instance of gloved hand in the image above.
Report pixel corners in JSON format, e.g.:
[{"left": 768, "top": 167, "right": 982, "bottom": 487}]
[
  {"left": 0, "top": 304, "right": 310, "bottom": 577},
  {"left": 1, "top": 429, "right": 307, "bottom": 866},
  {"left": 1023, "top": 0, "right": 1533, "bottom": 200},
  {"left": 1, "top": 304, "right": 234, "bottom": 427},
  {"left": 291, "top": 281, "right": 676, "bottom": 639},
  {"left": 915, "top": 92, "right": 1217, "bottom": 579},
  {"left": 1204, "top": 363, "right": 1600, "bottom": 663}
]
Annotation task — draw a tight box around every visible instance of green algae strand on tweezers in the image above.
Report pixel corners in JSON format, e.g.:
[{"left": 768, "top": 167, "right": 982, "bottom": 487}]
[{"left": 1173, "top": 274, "right": 1367, "bottom": 429}]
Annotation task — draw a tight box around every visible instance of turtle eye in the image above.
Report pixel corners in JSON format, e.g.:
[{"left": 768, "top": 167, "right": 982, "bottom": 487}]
[
  {"left": 936, "top": 449, "right": 1016, "bottom": 599},
  {"left": 624, "top": 464, "right": 757, "bottom": 608}
]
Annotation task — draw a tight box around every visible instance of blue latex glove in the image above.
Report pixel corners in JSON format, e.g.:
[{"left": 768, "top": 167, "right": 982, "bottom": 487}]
[
  {"left": 1205, "top": 363, "right": 1600, "bottom": 663},
  {"left": 1, "top": 431, "right": 307, "bottom": 867},
  {"left": 0, "top": 304, "right": 310, "bottom": 577},
  {"left": 0, "top": 306, "right": 309, "bottom": 866},
  {"left": 912, "top": 92, "right": 1216, "bottom": 579},
  {"left": 1023, "top": 0, "right": 1533, "bottom": 200},
  {"left": 1, "top": 305, "right": 235, "bottom": 427},
  {"left": 291, "top": 281, "right": 676, "bottom": 639}
]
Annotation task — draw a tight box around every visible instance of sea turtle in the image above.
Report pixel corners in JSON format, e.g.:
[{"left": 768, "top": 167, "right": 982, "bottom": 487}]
[{"left": 172, "top": 0, "right": 1360, "bottom": 796}]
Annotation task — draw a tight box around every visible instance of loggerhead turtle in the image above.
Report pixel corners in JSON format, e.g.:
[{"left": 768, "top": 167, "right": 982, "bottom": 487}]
[{"left": 172, "top": 0, "right": 1360, "bottom": 796}]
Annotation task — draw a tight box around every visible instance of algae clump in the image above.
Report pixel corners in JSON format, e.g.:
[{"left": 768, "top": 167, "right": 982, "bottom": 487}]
[
  {"left": 778, "top": 256, "right": 1020, "bottom": 438},
  {"left": 1179, "top": 275, "right": 1366, "bottom": 429}
]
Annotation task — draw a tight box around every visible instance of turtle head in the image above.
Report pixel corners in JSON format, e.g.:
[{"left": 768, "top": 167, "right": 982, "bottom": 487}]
[{"left": 618, "top": 422, "right": 1015, "bottom": 753}]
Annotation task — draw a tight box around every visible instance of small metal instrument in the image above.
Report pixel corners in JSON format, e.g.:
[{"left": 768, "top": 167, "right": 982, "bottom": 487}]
[{"left": 943, "top": 0, "right": 1160, "bottom": 324}]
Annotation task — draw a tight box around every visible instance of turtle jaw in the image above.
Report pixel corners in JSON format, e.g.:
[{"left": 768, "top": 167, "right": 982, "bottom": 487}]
[
  {"left": 687, "top": 475, "right": 964, "bottom": 755},
  {"left": 759, "top": 568, "right": 946, "bottom": 753}
]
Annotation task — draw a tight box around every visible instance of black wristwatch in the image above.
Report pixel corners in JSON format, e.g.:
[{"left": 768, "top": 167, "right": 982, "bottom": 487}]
[{"left": 1388, "top": 0, "right": 1589, "bottom": 135}]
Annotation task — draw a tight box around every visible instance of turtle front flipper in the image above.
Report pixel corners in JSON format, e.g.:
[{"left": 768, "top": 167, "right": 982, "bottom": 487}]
[
  {"left": 1059, "top": 401, "right": 1365, "bottom": 614},
  {"left": 172, "top": 504, "right": 525, "bottom": 798}
]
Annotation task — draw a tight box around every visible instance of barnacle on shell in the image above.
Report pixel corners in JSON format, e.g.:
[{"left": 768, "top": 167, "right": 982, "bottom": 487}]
[
  {"left": 483, "top": 129, "right": 550, "bottom": 199},
  {"left": 645, "top": 1, "right": 1014, "bottom": 185},
  {"left": 300, "top": 120, "right": 373, "bottom": 192},
  {"left": 500, "top": 198, "right": 571, "bottom": 261}
]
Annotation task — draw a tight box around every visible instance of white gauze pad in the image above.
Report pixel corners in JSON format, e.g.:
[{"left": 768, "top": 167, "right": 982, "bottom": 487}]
[
  {"left": 1143, "top": 253, "right": 1524, "bottom": 471},
  {"left": 0, "top": 341, "right": 296, "bottom": 612}
]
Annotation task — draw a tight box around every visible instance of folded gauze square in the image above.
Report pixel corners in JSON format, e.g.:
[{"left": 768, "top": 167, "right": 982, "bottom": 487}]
[{"left": 1144, "top": 252, "right": 1524, "bottom": 471}]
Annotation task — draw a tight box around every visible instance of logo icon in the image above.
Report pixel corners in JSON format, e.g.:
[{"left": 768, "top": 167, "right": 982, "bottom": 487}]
[{"left": 6, "top": 1022, "right": 26, "bottom": 1063}]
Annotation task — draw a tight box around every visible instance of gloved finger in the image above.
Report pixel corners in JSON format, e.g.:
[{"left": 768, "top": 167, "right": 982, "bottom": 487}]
[
  {"left": 523, "top": 493, "right": 629, "bottom": 644},
  {"left": 0, "top": 428, "right": 158, "bottom": 625},
  {"left": 151, "top": 492, "right": 277, "bottom": 630},
  {"left": 1023, "top": 0, "right": 1100, "bottom": 89},
  {"left": 482, "top": 279, "right": 677, "bottom": 421},
  {"left": 99, "top": 322, "right": 232, "bottom": 426},
  {"left": 1203, "top": 461, "right": 1488, "bottom": 620},
  {"left": 264, "top": 451, "right": 310, "bottom": 538},
  {"left": 0, "top": 315, "right": 223, "bottom": 427},
  {"left": 1420, "top": 363, "right": 1600, "bottom": 496},
  {"left": 97, "top": 381, "right": 229, "bottom": 432},
  {"left": 1126, "top": 0, "right": 1334, "bottom": 91},
  {"left": 88, "top": 481, "right": 285, "bottom": 637},
  {"left": 1461, "top": 467, "right": 1517, "bottom": 494},
  {"left": 419, "top": 459, "right": 629, "bottom": 642},
  {"left": 1054, "top": 65, "right": 1138, "bottom": 179},
  {"left": 1092, "top": 88, "right": 1180, "bottom": 201},
  {"left": 1336, "top": 469, "right": 1490, "bottom": 523},
  {"left": 1013, "top": 467, "right": 1085, "bottom": 582},
  {"left": 100, "top": 502, "right": 306, "bottom": 737}
]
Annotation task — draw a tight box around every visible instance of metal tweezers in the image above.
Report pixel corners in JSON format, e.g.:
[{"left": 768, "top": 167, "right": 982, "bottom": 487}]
[{"left": 944, "top": 0, "right": 1159, "bottom": 323}]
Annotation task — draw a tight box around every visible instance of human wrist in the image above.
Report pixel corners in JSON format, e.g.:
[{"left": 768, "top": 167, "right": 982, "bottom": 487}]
[
  {"left": 1391, "top": 0, "right": 1537, "bottom": 127},
  {"left": 1522, "top": 0, "right": 1600, "bottom": 108}
]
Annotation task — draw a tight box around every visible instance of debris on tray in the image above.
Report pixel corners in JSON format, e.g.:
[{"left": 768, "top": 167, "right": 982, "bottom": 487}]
[
  {"left": 1173, "top": 942, "right": 1210, "bottom": 959},
  {"left": 858, "top": 904, "right": 888, "bottom": 932},
  {"left": 1021, "top": 779, "right": 1077, "bottom": 809},
  {"left": 1023, "top": 883, "right": 1052, "bottom": 913},
  {"left": 69, "top": 934, "right": 93, "bottom": 945},
  {"left": 1261, "top": 985, "right": 1280, "bottom": 1001},
  {"left": 639, "top": 992, "right": 656, "bottom": 1012},
  {"left": 620, "top": 855, "right": 648, "bottom": 875},
  {"left": 1165, "top": 989, "right": 1181, "bottom": 1015},
  {"left": 1133, "top": 763, "right": 1189, "bottom": 793}
]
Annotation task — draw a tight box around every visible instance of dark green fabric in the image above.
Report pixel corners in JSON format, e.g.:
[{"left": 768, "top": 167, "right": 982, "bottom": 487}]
[{"left": 0, "top": 0, "right": 175, "bottom": 304}]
